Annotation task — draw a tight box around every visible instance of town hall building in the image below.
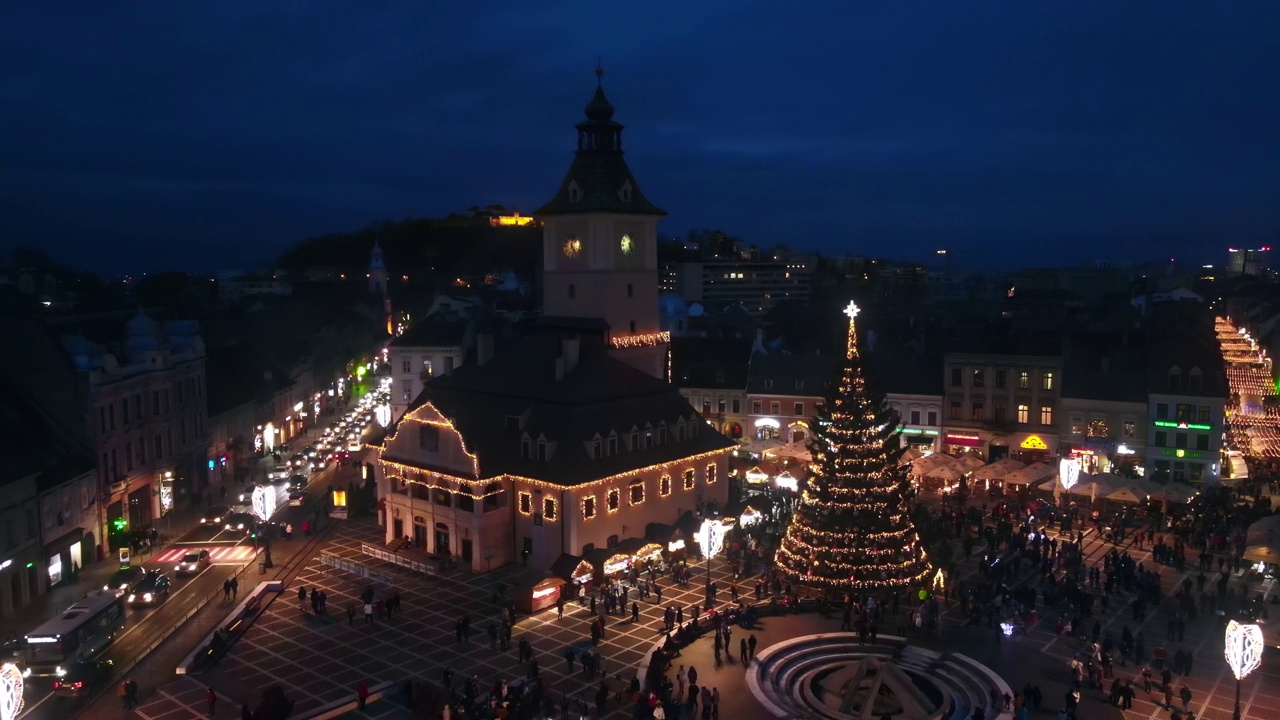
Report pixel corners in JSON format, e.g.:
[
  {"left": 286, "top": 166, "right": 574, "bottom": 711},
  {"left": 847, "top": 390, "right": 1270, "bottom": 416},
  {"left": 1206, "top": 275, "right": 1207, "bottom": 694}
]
[{"left": 374, "top": 70, "right": 735, "bottom": 576}]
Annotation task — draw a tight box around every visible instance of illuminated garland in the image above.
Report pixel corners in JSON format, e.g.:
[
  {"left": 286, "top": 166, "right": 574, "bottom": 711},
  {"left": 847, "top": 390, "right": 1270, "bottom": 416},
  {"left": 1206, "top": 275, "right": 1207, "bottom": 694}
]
[
  {"left": 774, "top": 301, "right": 932, "bottom": 592},
  {"left": 610, "top": 331, "right": 671, "bottom": 349}
]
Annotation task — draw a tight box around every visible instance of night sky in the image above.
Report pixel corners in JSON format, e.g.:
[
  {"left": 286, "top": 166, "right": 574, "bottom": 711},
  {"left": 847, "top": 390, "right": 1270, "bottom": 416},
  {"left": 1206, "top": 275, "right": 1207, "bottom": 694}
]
[{"left": 2, "top": 2, "right": 1277, "bottom": 274}]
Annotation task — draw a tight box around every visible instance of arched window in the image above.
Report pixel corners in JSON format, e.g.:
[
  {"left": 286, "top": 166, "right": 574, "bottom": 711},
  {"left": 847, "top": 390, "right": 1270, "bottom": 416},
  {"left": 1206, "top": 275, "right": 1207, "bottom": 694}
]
[{"left": 568, "top": 284, "right": 576, "bottom": 300}]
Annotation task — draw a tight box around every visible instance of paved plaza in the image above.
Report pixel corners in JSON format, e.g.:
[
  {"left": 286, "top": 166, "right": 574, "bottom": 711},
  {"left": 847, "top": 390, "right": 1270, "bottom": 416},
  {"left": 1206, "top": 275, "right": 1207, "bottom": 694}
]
[{"left": 130, "top": 510, "right": 1280, "bottom": 719}]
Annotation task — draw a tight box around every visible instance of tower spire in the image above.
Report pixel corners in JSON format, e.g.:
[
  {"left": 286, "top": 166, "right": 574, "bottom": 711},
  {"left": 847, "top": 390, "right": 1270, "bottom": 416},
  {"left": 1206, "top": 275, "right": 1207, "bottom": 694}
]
[{"left": 596, "top": 57, "right": 603, "bottom": 86}]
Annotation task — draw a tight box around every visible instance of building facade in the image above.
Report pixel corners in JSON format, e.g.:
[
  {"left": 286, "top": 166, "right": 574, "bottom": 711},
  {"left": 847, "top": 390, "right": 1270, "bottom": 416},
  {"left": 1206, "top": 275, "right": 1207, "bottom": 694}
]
[
  {"left": 0, "top": 474, "right": 42, "bottom": 619},
  {"left": 387, "top": 317, "right": 472, "bottom": 423},
  {"left": 885, "top": 393, "right": 943, "bottom": 453},
  {"left": 745, "top": 352, "right": 835, "bottom": 443},
  {"left": 671, "top": 337, "right": 753, "bottom": 440},
  {"left": 66, "top": 314, "right": 209, "bottom": 545},
  {"left": 940, "top": 352, "right": 1063, "bottom": 462},
  {"left": 660, "top": 259, "right": 813, "bottom": 315}
]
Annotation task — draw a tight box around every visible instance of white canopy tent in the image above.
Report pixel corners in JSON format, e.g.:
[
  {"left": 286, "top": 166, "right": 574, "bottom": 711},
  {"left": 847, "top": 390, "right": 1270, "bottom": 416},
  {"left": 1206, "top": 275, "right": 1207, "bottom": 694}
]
[
  {"left": 1105, "top": 486, "right": 1146, "bottom": 504},
  {"left": 1003, "top": 461, "right": 1056, "bottom": 486},
  {"left": 971, "top": 458, "right": 1025, "bottom": 481},
  {"left": 898, "top": 446, "right": 925, "bottom": 466},
  {"left": 911, "top": 453, "right": 960, "bottom": 476},
  {"left": 954, "top": 454, "right": 987, "bottom": 472},
  {"left": 924, "top": 464, "right": 965, "bottom": 482}
]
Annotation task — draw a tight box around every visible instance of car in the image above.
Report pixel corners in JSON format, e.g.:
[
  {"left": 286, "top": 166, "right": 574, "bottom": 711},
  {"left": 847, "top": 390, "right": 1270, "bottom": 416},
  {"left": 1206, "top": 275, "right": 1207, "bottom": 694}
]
[
  {"left": 289, "top": 453, "right": 307, "bottom": 469},
  {"left": 200, "top": 506, "right": 231, "bottom": 527},
  {"left": 346, "top": 439, "right": 363, "bottom": 452},
  {"left": 127, "top": 571, "right": 171, "bottom": 605},
  {"left": 309, "top": 458, "right": 324, "bottom": 472},
  {"left": 225, "top": 512, "right": 256, "bottom": 533},
  {"left": 268, "top": 465, "right": 291, "bottom": 481},
  {"left": 288, "top": 474, "right": 307, "bottom": 491},
  {"left": 51, "top": 659, "right": 114, "bottom": 695},
  {"left": 175, "top": 549, "right": 211, "bottom": 576},
  {"left": 103, "top": 565, "right": 144, "bottom": 595},
  {"left": 288, "top": 489, "right": 306, "bottom": 507}
]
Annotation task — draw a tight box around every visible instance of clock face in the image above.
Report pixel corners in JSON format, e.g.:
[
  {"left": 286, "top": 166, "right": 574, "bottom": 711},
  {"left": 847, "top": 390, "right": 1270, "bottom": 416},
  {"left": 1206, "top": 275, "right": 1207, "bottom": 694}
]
[
  {"left": 620, "top": 234, "right": 634, "bottom": 255},
  {"left": 563, "top": 236, "right": 582, "bottom": 258}
]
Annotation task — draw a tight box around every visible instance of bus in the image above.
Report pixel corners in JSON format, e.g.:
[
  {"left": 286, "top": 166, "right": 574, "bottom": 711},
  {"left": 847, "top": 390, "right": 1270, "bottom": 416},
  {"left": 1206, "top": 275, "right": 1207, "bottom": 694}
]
[{"left": 22, "top": 590, "right": 126, "bottom": 678}]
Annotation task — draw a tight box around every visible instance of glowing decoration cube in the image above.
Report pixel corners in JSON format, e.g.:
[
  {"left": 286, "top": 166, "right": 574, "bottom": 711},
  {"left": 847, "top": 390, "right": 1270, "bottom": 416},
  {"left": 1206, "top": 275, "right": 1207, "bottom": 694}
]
[
  {"left": 1059, "top": 457, "right": 1081, "bottom": 492},
  {"left": 251, "top": 484, "right": 276, "bottom": 521},
  {"left": 0, "top": 663, "right": 23, "bottom": 720},
  {"left": 1224, "top": 620, "right": 1263, "bottom": 680}
]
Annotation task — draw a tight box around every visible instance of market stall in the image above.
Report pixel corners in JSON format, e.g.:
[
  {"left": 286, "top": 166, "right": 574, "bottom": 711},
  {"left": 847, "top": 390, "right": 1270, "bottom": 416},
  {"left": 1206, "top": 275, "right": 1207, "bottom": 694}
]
[{"left": 511, "top": 575, "right": 567, "bottom": 614}]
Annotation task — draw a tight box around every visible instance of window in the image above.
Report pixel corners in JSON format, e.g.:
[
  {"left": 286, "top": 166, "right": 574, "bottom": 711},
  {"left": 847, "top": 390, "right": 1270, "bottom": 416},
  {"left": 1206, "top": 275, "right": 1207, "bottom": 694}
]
[
  {"left": 1189, "top": 369, "right": 1203, "bottom": 391},
  {"left": 1156, "top": 403, "right": 1169, "bottom": 420},
  {"left": 763, "top": 379, "right": 774, "bottom": 390},
  {"left": 627, "top": 283, "right": 633, "bottom": 298},
  {"left": 152, "top": 391, "right": 160, "bottom": 415},
  {"left": 949, "top": 401, "right": 961, "bottom": 420},
  {"left": 138, "top": 438, "right": 146, "bottom": 464},
  {"left": 568, "top": 284, "right": 576, "bottom": 300},
  {"left": 732, "top": 399, "right": 740, "bottom": 414},
  {"left": 1175, "top": 433, "right": 1188, "bottom": 449},
  {"left": 1040, "top": 406, "right": 1053, "bottom": 425},
  {"left": 706, "top": 464, "right": 717, "bottom": 484},
  {"left": 154, "top": 433, "right": 164, "bottom": 459},
  {"left": 995, "top": 370, "right": 1007, "bottom": 389},
  {"left": 444, "top": 357, "right": 455, "bottom": 373},
  {"left": 1198, "top": 406, "right": 1210, "bottom": 422},
  {"left": 927, "top": 410, "right": 938, "bottom": 426},
  {"left": 659, "top": 475, "right": 671, "bottom": 496},
  {"left": 537, "top": 441, "right": 548, "bottom": 461},
  {"left": 629, "top": 320, "right": 636, "bottom": 333},
  {"left": 1017, "top": 404, "right": 1029, "bottom": 424},
  {"left": 968, "top": 402, "right": 982, "bottom": 421},
  {"left": 702, "top": 399, "right": 711, "bottom": 415},
  {"left": 1176, "top": 404, "right": 1193, "bottom": 422},
  {"left": 657, "top": 426, "right": 667, "bottom": 444},
  {"left": 422, "top": 360, "right": 433, "bottom": 377},
  {"left": 1168, "top": 368, "right": 1181, "bottom": 390},
  {"left": 1071, "top": 417, "right": 1084, "bottom": 435},
  {"left": 607, "top": 435, "right": 618, "bottom": 455},
  {"left": 402, "top": 360, "right": 411, "bottom": 373},
  {"left": 910, "top": 410, "right": 921, "bottom": 425},
  {"left": 770, "top": 401, "right": 780, "bottom": 414},
  {"left": 592, "top": 439, "right": 601, "bottom": 459},
  {"left": 752, "top": 400, "right": 762, "bottom": 414},
  {"left": 1087, "top": 419, "right": 1108, "bottom": 438},
  {"left": 434, "top": 488, "right": 451, "bottom": 507},
  {"left": 520, "top": 438, "right": 531, "bottom": 459},
  {"left": 108, "top": 404, "right": 115, "bottom": 430},
  {"left": 582, "top": 496, "right": 596, "bottom": 519},
  {"left": 1018, "top": 371, "right": 1029, "bottom": 390},
  {"left": 950, "top": 368, "right": 962, "bottom": 387},
  {"left": 544, "top": 498, "right": 557, "bottom": 521},
  {"left": 518, "top": 492, "right": 532, "bottom": 514},
  {"left": 606, "top": 488, "right": 620, "bottom": 512},
  {"left": 1123, "top": 421, "right": 1135, "bottom": 438},
  {"left": 683, "top": 469, "right": 695, "bottom": 490},
  {"left": 629, "top": 481, "right": 645, "bottom": 505},
  {"left": 121, "top": 399, "right": 129, "bottom": 424},
  {"left": 1154, "top": 431, "right": 1167, "bottom": 447},
  {"left": 794, "top": 402, "right": 804, "bottom": 416},
  {"left": 419, "top": 426, "right": 440, "bottom": 452},
  {"left": 403, "top": 389, "right": 412, "bottom": 402},
  {"left": 1041, "top": 372, "right": 1055, "bottom": 391},
  {"left": 717, "top": 399, "right": 726, "bottom": 414},
  {"left": 1195, "top": 434, "right": 1209, "bottom": 451},
  {"left": 972, "top": 369, "right": 985, "bottom": 388},
  {"left": 99, "top": 406, "right": 107, "bottom": 434},
  {"left": 795, "top": 380, "right": 805, "bottom": 391}
]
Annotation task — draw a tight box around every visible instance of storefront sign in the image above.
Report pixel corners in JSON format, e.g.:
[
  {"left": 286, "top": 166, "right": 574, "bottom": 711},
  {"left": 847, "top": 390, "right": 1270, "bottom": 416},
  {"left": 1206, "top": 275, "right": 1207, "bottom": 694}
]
[
  {"left": 1116, "top": 444, "right": 1137, "bottom": 455},
  {"left": 900, "top": 428, "right": 940, "bottom": 436},
  {"left": 1020, "top": 435, "right": 1049, "bottom": 450},
  {"left": 1161, "top": 449, "right": 1205, "bottom": 460},
  {"left": 1153, "top": 420, "right": 1212, "bottom": 431},
  {"left": 944, "top": 434, "right": 983, "bottom": 447},
  {"left": 667, "top": 539, "right": 686, "bottom": 552},
  {"left": 532, "top": 586, "right": 559, "bottom": 600}
]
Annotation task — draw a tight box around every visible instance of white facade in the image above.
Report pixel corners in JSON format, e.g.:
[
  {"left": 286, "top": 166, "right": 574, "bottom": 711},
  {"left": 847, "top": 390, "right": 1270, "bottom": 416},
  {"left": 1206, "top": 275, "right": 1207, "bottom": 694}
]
[
  {"left": 886, "top": 392, "right": 943, "bottom": 452},
  {"left": 1146, "top": 393, "right": 1225, "bottom": 485},
  {"left": 389, "top": 342, "right": 468, "bottom": 423}
]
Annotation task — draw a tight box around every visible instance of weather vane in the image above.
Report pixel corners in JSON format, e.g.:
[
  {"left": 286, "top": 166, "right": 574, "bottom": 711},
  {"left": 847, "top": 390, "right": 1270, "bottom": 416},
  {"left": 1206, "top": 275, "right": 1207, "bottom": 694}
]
[{"left": 843, "top": 301, "right": 860, "bottom": 321}]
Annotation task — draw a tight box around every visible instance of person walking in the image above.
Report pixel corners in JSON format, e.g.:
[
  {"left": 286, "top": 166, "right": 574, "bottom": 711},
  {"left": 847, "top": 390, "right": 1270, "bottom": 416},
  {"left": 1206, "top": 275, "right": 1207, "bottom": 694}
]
[
  {"left": 297, "top": 586, "right": 307, "bottom": 611},
  {"left": 1179, "top": 684, "right": 1192, "bottom": 711},
  {"left": 118, "top": 680, "right": 131, "bottom": 709},
  {"left": 356, "top": 681, "right": 369, "bottom": 709},
  {"left": 364, "top": 601, "right": 374, "bottom": 625},
  {"left": 240, "top": 703, "right": 252, "bottom": 720},
  {"left": 205, "top": 687, "right": 218, "bottom": 717}
]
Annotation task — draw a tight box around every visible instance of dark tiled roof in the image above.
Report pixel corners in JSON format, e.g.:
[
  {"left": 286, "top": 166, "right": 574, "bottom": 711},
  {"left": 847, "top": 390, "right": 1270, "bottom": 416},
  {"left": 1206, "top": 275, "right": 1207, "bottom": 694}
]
[
  {"left": 1145, "top": 340, "right": 1228, "bottom": 397},
  {"left": 0, "top": 382, "right": 94, "bottom": 490},
  {"left": 204, "top": 343, "right": 295, "bottom": 418},
  {"left": 1061, "top": 341, "right": 1148, "bottom": 403},
  {"left": 387, "top": 331, "right": 734, "bottom": 486},
  {"left": 864, "top": 349, "right": 944, "bottom": 397},
  {"left": 671, "top": 337, "right": 752, "bottom": 390},
  {"left": 389, "top": 317, "right": 470, "bottom": 348},
  {"left": 746, "top": 352, "right": 839, "bottom": 395}
]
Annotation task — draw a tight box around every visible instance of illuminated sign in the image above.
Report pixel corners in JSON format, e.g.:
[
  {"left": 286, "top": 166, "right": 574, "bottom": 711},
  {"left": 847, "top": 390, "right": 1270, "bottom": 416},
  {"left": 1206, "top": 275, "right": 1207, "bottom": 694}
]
[
  {"left": 1020, "top": 435, "right": 1049, "bottom": 450},
  {"left": 332, "top": 490, "right": 347, "bottom": 507},
  {"left": 900, "top": 428, "right": 940, "bottom": 436},
  {"left": 944, "top": 434, "right": 983, "bottom": 447},
  {"left": 0, "top": 560, "right": 9, "bottom": 571},
  {"left": 1161, "top": 449, "right": 1204, "bottom": 460},
  {"left": 531, "top": 586, "right": 559, "bottom": 600},
  {"left": 1059, "top": 457, "right": 1081, "bottom": 492},
  {"left": 1116, "top": 444, "right": 1136, "bottom": 455},
  {"left": 251, "top": 485, "right": 276, "bottom": 521},
  {"left": 22, "top": 636, "right": 57, "bottom": 644},
  {"left": 1153, "top": 420, "right": 1212, "bottom": 431}
]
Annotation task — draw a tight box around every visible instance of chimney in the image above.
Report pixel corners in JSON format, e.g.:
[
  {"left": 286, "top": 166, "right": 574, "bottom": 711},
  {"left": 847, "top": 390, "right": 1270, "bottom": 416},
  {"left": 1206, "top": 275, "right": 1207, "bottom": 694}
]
[
  {"left": 476, "top": 333, "right": 494, "bottom": 366},
  {"left": 561, "top": 336, "right": 581, "bottom": 375}
]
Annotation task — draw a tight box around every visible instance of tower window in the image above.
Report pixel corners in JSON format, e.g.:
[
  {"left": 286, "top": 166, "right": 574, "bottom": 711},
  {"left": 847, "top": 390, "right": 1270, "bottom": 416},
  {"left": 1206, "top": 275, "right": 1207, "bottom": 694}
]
[
  {"left": 568, "top": 180, "right": 582, "bottom": 202},
  {"left": 627, "top": 283, "right": 633, "bottom": 298},
  {"left": 568, "top": 284, "right": 576, "bottom": 300},
  {"left": 629, "top": 320, "right": 636, "bottom": 333},
  {"left": 619, "top": 181, "right": 633, "bottom": 202}
]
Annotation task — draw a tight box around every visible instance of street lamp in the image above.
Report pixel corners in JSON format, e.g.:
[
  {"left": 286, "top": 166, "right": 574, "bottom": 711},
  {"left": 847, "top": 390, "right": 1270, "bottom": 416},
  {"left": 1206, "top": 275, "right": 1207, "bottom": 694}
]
[{"left": 1225, "top": 619, "right": 1263, "bottom": 720}]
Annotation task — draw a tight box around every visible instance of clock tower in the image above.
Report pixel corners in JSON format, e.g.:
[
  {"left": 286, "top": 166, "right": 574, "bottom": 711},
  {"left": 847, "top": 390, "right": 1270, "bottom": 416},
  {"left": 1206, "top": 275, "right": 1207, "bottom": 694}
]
[{"left": 535, "top": 66, "right": 668, "bottom": 379}]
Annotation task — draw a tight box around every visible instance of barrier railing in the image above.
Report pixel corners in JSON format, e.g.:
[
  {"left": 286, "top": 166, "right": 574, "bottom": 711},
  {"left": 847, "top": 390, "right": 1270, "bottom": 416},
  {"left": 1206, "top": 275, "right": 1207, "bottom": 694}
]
[
  {"left": 319, "top": 552, "right": 394, "bottom": 586},
  {"left": 175, "top": 581, "right": 284, "bottom": 674}
]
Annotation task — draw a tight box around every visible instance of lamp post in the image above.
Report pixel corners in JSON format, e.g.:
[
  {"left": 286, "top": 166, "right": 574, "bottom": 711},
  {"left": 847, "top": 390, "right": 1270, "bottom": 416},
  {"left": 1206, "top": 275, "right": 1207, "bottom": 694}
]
[{"left": 1224, "top": 619, "right": 1263, "bottom": 720}]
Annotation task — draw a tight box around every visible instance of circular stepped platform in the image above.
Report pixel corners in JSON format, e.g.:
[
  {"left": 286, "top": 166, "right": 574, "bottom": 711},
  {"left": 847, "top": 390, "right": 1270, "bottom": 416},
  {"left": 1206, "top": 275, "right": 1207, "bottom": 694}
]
[{"left": 746, "top": 633, "right": 1014, "bottom": 720}]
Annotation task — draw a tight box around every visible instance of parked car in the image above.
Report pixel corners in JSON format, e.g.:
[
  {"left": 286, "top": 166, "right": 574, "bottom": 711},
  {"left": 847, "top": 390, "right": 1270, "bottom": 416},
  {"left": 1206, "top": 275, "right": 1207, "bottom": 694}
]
[
  {"left": 175, "top": 549, "right": 211, "bottom": 576},
  {"left": 127, "top": 571, "right": 172, "bottom": 605},
  {"left": 103, "top": 565, "right": 144, "bottom": 596},
  {"left": 51, "top": 659, "right": 114, "bottom": 695}
]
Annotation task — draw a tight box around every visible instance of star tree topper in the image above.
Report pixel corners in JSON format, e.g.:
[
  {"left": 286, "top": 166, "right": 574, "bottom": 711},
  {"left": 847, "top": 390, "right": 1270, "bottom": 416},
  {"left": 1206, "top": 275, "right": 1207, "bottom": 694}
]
[{"left": 844, "top": 301, "right": 860, "bottom": 322}]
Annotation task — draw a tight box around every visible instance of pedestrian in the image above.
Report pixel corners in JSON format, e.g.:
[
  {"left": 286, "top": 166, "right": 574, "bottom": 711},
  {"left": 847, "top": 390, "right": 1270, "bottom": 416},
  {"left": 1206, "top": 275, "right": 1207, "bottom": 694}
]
[
  {"left": 632, "top": 602, "right": 640, "bottom": 622},
  {"left": 222, "top": 578, "right": 232, "bottom": 601},
  {"left": 240, "top": 703, "right": 252, "bottom": 720},
  {"left": 231, "top": 577, "right": 239, "bottom": 599},
  {"left": 118, "top": 680, "right": 131, "bottom": 709},
  {"left": 356, "top": 681, "right": 369, "bottom": 709},
  {"left": 740, "top": 637, "right": 749, "bottom": 665},
  {"left": 364, "top": 601, "right": 374, "bottom": 625},
  {"left": 1179, "top": 684, "right": 1192, "bottom": 711},
  {"left": 206, "top": 687, "right": 217, "bottom": 716},
  {"left": 748, "top": 634, "right": 758, "bottom": 661},
  {"left": 297, "top": 586, "right": 307, "bottom": 611},
  {"left": 346, "top": 603, "right": 356, "bottom": 626}
]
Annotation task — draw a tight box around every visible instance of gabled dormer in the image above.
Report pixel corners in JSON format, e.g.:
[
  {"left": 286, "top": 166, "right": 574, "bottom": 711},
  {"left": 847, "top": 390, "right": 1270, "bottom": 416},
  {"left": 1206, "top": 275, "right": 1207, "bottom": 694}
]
[{"left": 1167, "top": 366, "right": 1181, "bottom": 390}]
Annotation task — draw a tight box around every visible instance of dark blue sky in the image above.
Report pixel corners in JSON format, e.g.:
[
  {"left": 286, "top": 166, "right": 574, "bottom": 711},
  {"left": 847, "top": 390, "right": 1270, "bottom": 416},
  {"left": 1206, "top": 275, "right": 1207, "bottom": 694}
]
[{"left": 2, "top": 2, "right": 1277, "bottom": 274}]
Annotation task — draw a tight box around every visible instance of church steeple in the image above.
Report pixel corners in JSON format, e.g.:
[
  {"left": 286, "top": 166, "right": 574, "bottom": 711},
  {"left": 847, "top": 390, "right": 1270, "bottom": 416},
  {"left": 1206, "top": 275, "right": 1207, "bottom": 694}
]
[
  {"left": 368, "top": 241, "right": 387, "bottom": 296},
  {"left": 535, "top": 66, "right": 665, "bottom": 217}
]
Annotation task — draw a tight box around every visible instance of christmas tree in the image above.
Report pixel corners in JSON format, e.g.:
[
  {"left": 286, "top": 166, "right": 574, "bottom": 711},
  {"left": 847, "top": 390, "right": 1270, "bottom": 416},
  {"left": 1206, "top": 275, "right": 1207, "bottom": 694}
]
[{"left": 774, "top": 301, "right": 932, "bottom": 591}]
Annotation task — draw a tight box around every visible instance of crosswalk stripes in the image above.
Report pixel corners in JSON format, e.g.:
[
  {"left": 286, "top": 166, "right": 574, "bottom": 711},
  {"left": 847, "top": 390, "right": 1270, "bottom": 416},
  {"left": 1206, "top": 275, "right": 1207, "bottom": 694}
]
[{"left": 152, "top": 545, "right": 259, "bottom": 564}]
